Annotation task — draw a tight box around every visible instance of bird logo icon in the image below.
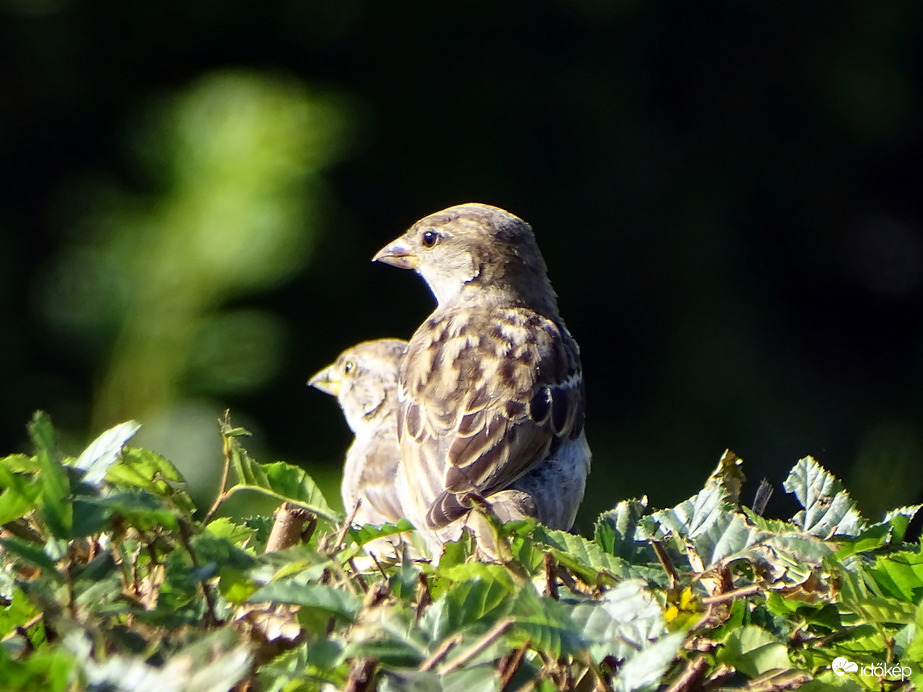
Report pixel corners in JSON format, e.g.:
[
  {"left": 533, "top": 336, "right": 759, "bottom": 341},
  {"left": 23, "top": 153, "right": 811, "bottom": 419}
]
[{"left": 831, "top": 657, "right": 858, "bottom": 676}]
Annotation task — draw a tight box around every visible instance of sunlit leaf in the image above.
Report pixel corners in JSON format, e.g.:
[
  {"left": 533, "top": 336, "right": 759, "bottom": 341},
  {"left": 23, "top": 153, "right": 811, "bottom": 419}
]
[
  {"left": 507, "top": 587, "right": 584, "bottom": 658},
  {"left": 614, "top": 632, "right": 685, "bottom": 692},
  {"left": 594, "top": 498, "right": 653, "bottom": 562},
  {"left": 640, "top": 485, "right": 731, "bottom": 541},
  {"left": 249, "top": 582, "right": 360, "bottom": 620},
  {"left": 691, "top": 510, "right": 766, "bottom": 569},
  {"left": 421, "top": 564, "right": 515, "bottom": 641},
  {"left": 868, "top": 550, "right": 923, "bottom": 605},
  {"left": 571, "top": 579, "right": 668, "bottom": 664},
  {"left": 109, "top": 447, "right": 194, "bottom": 516},
  {"left": 783, "top": 457, "right": 865, "bottom": 538},
  {"left": 349, "top": 519, "right": 414, "bottom": 547},
  {"left": 533, "top": 526, "right": 633, "bottom": 583},
  {"left": 77, "top": 630, "right": 252, "bottom": 692},
  {"left": 0, "top": 462, "right": 42, "bottom": 524},
  {"left": 224, "top": 460, "right": 339, "bottom": 522},
  {"left": 380, "top": 667, "right": 502, "bottom": 692},
  {"left": 72, "top": 420, "right": 141, "bottom": 486},
  {"left": 705, "top": 449, "right": 746, "bottom": 504},
  {"left": 717, "top": 625, "right": 793, "bottom": 678},
  {"left": 0, "top": 536, "right": 62, "bottom": 580}
]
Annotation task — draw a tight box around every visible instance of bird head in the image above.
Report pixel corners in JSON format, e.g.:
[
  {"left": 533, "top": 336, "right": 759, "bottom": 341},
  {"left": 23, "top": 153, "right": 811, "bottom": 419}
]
[
  {"left": 308, "top": 339, "right": 407, "bottom": 432},
  {"left": 373, "top": 203, "right": 558, "bottom": 315}
]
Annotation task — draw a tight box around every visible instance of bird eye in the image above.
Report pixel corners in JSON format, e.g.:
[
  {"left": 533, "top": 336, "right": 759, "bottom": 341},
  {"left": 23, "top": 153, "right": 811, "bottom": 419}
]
[
  {"left": 343, "top": 360, "right": 355, "bottom": 374},
  {"left": 421, "top": 229, "right": 441, "bottom": 248}
]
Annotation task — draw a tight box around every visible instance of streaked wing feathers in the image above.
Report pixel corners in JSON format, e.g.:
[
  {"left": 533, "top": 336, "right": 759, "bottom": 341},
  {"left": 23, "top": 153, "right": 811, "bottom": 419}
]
[{"left": 399, "top": 306, "right": 585, "bottom": 529}]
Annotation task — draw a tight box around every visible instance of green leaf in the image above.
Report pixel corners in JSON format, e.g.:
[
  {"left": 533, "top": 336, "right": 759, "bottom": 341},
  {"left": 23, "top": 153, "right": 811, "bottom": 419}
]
[
  {"left": 783, "top": 457, "right": 865, "bottom": 538},
  {"left": 0, "top": 643, "right": 78, "bottom": 692},
  {"left": 640, "top": 485, "right": 731, "bottom": 541},
  {"left": 904, "top": 601, "right": 923, "bottom": 664},
  {"left": 191, "top": 531, "right": 257, "bottom": 573},
  {"left": 27, "top": 412, "right": 58, "bottom": 460},
  {"left": 0, "top": 537, "right": 62, "bottom": 580},
  {"left": 380, "top": 667, "right": 502, "bottom": 692},
  {"left": 571, "top": 579, "right": 668, "bottom": 664},
  {"left": 257, "top": 640, "right": 347, "bottom": 691},
  {"left": 765, "top": 594, "right": 842, "bottom": 631},
  {"left": 344, "top": 604, "right": 430, "bottom": 666},
  {"left": 594, "top": 498, "right": 654, "bottom": 562},
  {"left": 841, "top": 596, "right": 916, "bottom": 626},
  {"left": 614, "top": 632, "right": 684, "bottom": 692},
  {"left": 704, "top": 449, "right": 746, "bottom": 504},
  {"left": 0, "top": 461, "right": 42, "bottom": 524},
  {"left": 75, "top": 630, "right": 252, "bottom": 692},
  {"left": 389, "top": 551, "right": 422, "bottom": 601},
  {"left": 867, "top": 550, "right": 923, "bottom": 602},
  {"left": 205, "top": 517, "right": 256, "bottom": 547},
  {"left": 349, "top": 519, "right": 414, "bottom": 547},
  {"left": 533, "top": 526, "right": 633, "bottom": 583},
  {"left": 741, "top": 508, "right": 800, "bottom": 535},
  {"left": 421, "top": 564, "right": 515, "bottom": 640},
  {"left": 881, "top": 505, "right": 921, "bottom": 544},
  {"left": 34, "top": 440, "right": 71, "bottom": 541},
  {"left": 691, "top": 510, "right": 766, "bottom": 570},
  {"left": 109, "top": 448, "right": 195, "bottom": 516},
  {"left": 249, "top": 582, "right": 361, "bottom": 620},
  {"left": 835, "top": 522, "right": 894, "bottom": 559},
  {"left": 225, "top": 460, "right": 339, "bottom": 522},
  {"left": 72, "top": 420, "right": 140, "bottom": 486},
  {"left": 717, "top": 625, "right": 793, "bottom": 678},
  {"left": 0, "top": 588, "right": 40, "bottom": 638},
  {"left": 72, "top": 491, "right": 180, "bottom": 535},
  {"left": 507, "top": 586, "right": 584, "bottom": 658}
]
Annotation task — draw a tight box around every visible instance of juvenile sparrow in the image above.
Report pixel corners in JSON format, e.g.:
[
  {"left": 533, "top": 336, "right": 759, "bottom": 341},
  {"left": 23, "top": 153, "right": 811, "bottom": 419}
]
[
  {"left": 308, "top": 339, "right": 408, "bottom": 527},
  {"left": 374, "top": 203, "right": 591, "bottom": 547}
]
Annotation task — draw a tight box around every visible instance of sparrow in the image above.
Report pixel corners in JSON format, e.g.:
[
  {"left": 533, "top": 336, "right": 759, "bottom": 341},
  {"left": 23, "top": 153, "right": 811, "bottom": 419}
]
[
  {"left": 308, "top": 339, "right": 408, "bottom": 527},
  {"left": 373, "top": 203, "right": 591, "bottom": 548}
]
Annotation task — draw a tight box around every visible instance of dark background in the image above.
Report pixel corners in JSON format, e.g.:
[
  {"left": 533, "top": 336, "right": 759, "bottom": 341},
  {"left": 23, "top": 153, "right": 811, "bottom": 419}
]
[{"left": 2, "top": 1, "right": 922, "bottom": 529}]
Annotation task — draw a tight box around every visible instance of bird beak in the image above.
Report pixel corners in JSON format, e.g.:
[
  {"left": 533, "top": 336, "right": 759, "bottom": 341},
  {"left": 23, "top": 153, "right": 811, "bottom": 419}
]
[
  {"left": 373, "top": 238, "right": 419, "bottom": 270},
  {"left": 308, "top": 366, "right": 340, "bottom": 396}
]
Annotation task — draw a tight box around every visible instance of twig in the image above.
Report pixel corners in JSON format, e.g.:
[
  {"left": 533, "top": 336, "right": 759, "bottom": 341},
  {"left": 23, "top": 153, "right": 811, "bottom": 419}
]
[
  {"left": 415, "top": 572, "right": 432, "bottom": 621},
  {"left": 664, "top": 656, "right": 710, "bottom": 692},
  {"left": 369, "top": 551, "right": 389, "bottom": 583},
  {"left": 438, "top": 618, "right": 515, "bottom": 675},
  {"left": 499, "top": 640, "right": 531, "bottom": 690},
  {"left": 418, "top": 634, "right": 463, "bottom": 671},
  {"left": 701, "top": 664, "right": 735, "bottom": 691},
  {"left": 544, "top": 552, "right": 558, "bottom": 600},
  {"left": 202, "top": 412, "right": 235, "bottom": 524},
  {"left": 328, "top": 500, "right": 363, "bottom": 555},
  {"left": 348, "top": 558, "right": 369, "bottom": 593},
  {"left": 701, "top": 584, "right": 760, "bottom": 605},
  {"left": 344, "top": 658, "right": 376, "bottom": 692},
  {"left": 650, "top": 540, "right": 680, "bottom": 589},
  {"left": 176, "top": 519, "right": 221, "bottom": 627}
]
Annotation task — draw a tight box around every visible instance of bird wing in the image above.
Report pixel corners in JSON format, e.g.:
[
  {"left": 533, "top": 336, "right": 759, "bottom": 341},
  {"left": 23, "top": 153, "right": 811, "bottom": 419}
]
[
  {"left": 356, "top": 437, "right": 405, "bottom": 524},
  {"left": 399, "top": 306, "right": 585, "bottom": 529}
]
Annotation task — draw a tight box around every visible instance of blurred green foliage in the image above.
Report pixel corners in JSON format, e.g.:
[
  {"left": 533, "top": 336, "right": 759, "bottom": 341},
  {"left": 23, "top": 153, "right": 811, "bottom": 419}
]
[
  {"left": 0, "top": 2, "right": 922, "bottom": 525},
  {"left": 2, "top": 417, "right": 922, "bottom": 690},
  {"left": 32, "top": 71, "right": 352, "bottom": 503}
]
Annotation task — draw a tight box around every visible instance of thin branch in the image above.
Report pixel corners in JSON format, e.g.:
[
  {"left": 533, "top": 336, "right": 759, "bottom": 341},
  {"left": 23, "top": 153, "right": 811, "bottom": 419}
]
[
  {"left": 202, "top": 412, "right": 235, "bottom": 524},
  {"left": 664, "top": 656, "right": 710, "bottom": 692},
  {"left": 418, "top": 634, "right": 463, "bottom": 672},
  {"left": 701, "top": 584, "right": 760, "bottom": 605},
  {"left": 438, "top": 618, "right": 515, "bottom": 675}
]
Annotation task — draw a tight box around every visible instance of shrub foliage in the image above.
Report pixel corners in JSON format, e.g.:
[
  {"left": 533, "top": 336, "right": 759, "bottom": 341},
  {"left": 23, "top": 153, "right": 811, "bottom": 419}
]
[{"left": 1, "top": 412, "right": 922, "bottom": 691}]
